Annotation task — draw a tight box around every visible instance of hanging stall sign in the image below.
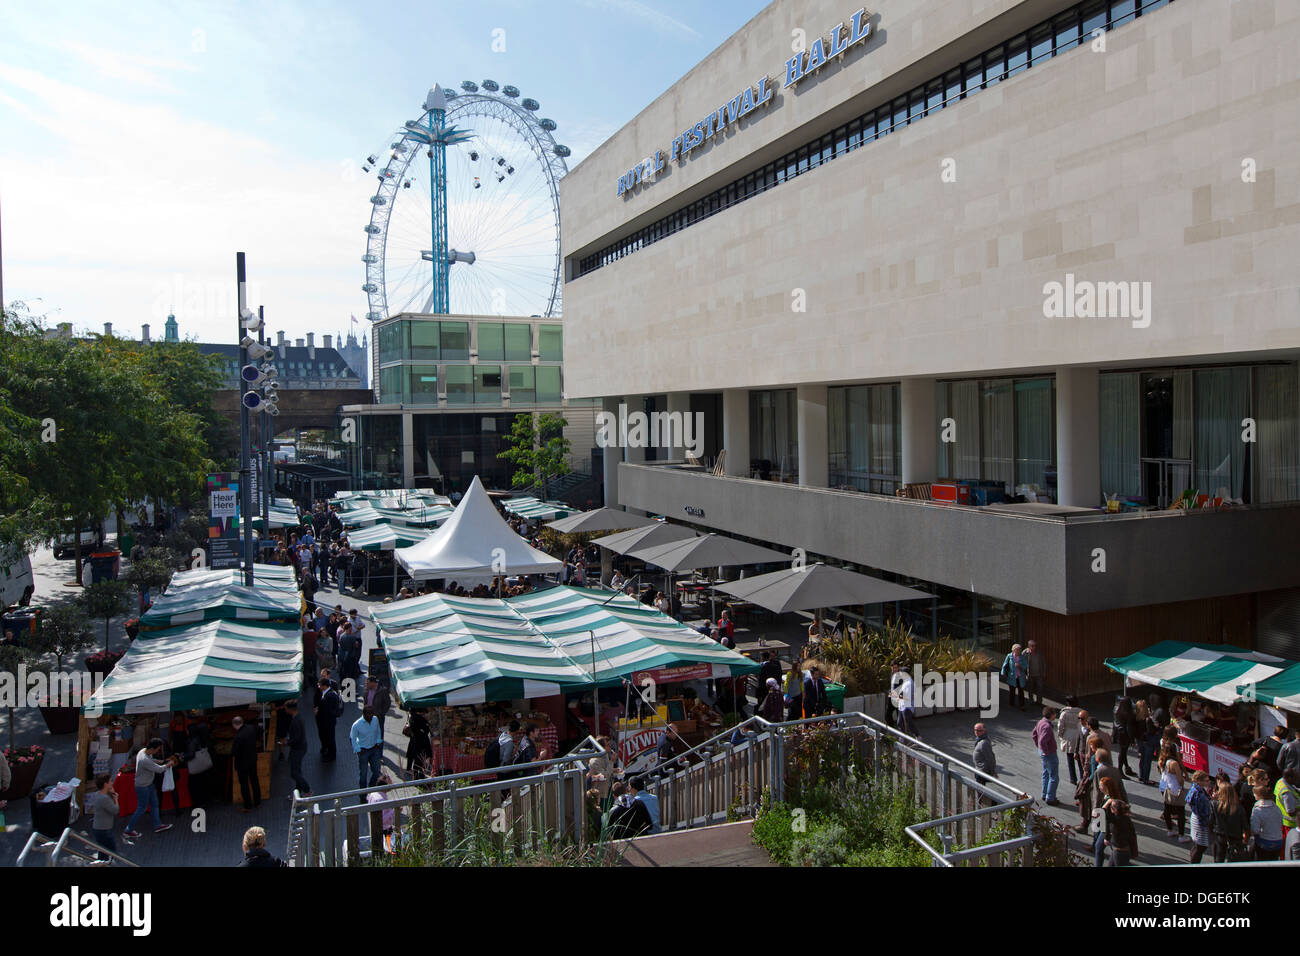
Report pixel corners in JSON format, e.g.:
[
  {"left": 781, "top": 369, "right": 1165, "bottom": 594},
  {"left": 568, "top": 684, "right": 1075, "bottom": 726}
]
[
  {"left": 206, "top": 473, "right": 241, "bottom": 570},
  {"left": 632, "top": 663, "right": 714, "bottom": 687}
]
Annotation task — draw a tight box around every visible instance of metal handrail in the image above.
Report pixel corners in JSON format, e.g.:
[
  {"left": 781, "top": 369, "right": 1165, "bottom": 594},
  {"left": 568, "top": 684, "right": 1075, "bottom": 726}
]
[{"left": 16, "top": 828, "right": 139, "bottom": 867}]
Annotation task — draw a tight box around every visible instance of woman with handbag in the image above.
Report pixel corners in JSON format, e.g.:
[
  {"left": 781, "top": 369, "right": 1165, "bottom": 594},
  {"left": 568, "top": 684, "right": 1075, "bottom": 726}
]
[
  {"left": 1210, "top": 777, "right": 1248, "bottom": 862},
  {"left": 1160, "top": 757, "right": 1187, "bottom": 841},
  {"left": 1057, "top": 696, "right": 1085, "bottom": 785},
  {"left": 999, "top": 644, "right": 1028, "bottom": 712}
]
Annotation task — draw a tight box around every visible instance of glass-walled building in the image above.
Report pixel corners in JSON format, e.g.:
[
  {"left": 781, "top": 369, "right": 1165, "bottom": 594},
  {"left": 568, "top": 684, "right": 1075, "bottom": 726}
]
[{"left": 341, "top": 313, "right": 598, "bottom": 497}]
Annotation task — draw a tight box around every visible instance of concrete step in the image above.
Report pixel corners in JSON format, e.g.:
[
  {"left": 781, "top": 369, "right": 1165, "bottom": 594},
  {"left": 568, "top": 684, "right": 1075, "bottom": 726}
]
[{"left": 615, "top": 819, "right": 774, "bottom": 867}]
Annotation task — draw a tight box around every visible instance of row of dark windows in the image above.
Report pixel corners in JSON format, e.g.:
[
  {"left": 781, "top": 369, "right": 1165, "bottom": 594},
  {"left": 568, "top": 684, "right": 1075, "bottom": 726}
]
[{"left": 573, "top": 0, "right": 1173, "bottom": 279}]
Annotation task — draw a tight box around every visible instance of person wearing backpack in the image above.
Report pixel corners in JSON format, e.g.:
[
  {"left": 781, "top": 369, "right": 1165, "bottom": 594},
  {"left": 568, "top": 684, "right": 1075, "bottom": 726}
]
[{"left": 315, "top": 676, "right": 343, "bottom": 761}]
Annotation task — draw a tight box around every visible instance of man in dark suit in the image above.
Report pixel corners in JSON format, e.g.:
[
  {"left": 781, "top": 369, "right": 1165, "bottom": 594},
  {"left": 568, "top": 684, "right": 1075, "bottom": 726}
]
[
  {"left": 282, "top": 699, "right": 311, "bottom": 797},
  {"left": 803, "top": 666, "right": 828, "bottom": 718},
  {"left": 230, "top": 716, "right": 262, "bottom": 810},
  {"left": 314, "top": 677, "right": 342, "bottom": 761}
]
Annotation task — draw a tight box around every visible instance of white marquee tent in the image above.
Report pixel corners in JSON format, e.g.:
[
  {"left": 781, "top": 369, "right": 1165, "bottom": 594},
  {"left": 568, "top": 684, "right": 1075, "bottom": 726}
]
[{"left": 394, "top": 476, "right": 563, "bottom": 582}]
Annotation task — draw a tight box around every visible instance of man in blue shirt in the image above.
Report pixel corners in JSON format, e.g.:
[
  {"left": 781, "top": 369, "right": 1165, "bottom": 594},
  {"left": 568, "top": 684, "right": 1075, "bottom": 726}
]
[
  {"left": 350, "top": 706, "right": 383, "bottom": 792},
  {"left": 628, "top": 776, "right": 660, "bottom": 834}
]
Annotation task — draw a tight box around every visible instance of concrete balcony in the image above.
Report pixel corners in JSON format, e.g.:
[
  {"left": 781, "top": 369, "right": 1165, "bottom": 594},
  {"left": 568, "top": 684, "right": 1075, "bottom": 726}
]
[{"left": 617, "top": 463, "right": 1300, "bottom": 615}]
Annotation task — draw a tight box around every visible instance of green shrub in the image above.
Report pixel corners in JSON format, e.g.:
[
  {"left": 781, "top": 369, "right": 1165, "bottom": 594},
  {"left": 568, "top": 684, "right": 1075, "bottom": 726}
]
[
  {"left": 751, "top": 797, "right": 797, "bottom": 865},
  {"left": 818, "top": 621, "right": 993, "bottom": 695},
  {"left": 790, "top": 823, "right": 849, "bottom": 867}
]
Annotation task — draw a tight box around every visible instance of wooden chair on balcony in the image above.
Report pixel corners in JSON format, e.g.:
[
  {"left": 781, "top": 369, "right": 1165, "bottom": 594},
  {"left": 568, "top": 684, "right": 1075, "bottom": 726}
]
[{"left": 897, "top": 482, "right": 933, "bottom": 501}]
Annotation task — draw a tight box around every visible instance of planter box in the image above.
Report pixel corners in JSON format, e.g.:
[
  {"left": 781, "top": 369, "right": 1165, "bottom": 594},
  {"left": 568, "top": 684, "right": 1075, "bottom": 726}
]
[
  {"left": 0, "top": 752, "right": 44, "bottom": 801},
  {"left": 39, "top": 705, "right": 81, "bottom": 735}
]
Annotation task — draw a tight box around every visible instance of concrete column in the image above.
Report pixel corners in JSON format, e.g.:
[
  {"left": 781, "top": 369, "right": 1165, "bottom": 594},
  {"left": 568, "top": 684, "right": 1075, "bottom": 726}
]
[
  {"left": 722, "top": 389, "right": 749, "bottom": 477},
  {"left": 900, "top": 377, "right": 937, "bottom": 484},
  {"left": 1056, "top": 367, "right": 1100, "bottom": 507},
  {"left": 796, "top": 384, "right": 828, "bottom": 487},
  {"left": 602, "top": 395, "right": 621, "bottom": 508},
  {"left": 666, "top": 391, "right": 692, "bottom": 461},
  {"left": 401, "top": 412, "right": 415, "bottom": 488},
  {"left": 624, "top": 395, "right": 646, "bottom": 464}
]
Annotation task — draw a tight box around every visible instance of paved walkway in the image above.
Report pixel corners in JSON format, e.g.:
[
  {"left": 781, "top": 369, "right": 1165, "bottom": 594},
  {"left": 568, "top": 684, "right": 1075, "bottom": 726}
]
[
  {"left": 4, "top": 544, "right": 414, "bottom": 867},
  {"left": 915, "top": 691, "right": 1191, "bottom": 866}
]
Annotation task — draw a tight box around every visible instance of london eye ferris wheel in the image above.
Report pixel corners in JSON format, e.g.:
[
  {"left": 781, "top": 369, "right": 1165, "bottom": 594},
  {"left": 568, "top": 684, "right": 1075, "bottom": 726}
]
[{"left": 361, "top": 81, "right": 571, "bottom": 321}]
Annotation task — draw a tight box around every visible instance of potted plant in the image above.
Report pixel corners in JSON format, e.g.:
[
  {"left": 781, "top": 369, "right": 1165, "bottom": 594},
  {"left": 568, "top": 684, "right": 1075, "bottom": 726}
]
[
  {"left": 84, "top": 648, "right": 124, "bottom": 677},
  {"left": 0, "top": 744, "right": 46, "bottom": 800},
  {"left": 30, "top": 603, "right": 96, "bottom": 734},
  {"left": 80, "top": 579, "right": 134, "bottom": 650}
]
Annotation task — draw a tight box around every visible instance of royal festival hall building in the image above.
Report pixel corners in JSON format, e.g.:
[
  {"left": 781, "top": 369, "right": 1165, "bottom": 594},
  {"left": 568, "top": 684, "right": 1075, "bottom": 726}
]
[{"left": 560, "top": 0, "right": 1300, "bottom": 692}]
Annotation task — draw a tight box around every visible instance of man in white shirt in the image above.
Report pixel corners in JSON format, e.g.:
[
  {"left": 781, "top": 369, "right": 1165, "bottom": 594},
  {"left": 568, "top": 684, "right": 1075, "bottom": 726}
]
[{"left": 891, "top": 661, "right": 917, "bottom": 738}]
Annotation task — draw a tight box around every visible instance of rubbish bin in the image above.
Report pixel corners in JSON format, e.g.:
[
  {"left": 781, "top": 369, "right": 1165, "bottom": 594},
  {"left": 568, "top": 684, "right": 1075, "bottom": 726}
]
[
  {"left": 1, "top": 607, "right": 41, "bottom": 647},
  {"left": 118, "top": 532, "right": 135, "bottom": 557},
  {"left": 88, "top": 550, "right": 121, "bottom": 584},
  {"left": 826, "top": 681, "right": 846, "bottom": 714},
  {"left": 29, "top": 784, "right": 74, "bottom": 839}
]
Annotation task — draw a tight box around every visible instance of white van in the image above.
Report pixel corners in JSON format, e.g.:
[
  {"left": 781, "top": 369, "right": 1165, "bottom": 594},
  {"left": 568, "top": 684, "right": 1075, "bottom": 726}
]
[{"left": 0, "top": 547, "right": 34, "bottom": 608}]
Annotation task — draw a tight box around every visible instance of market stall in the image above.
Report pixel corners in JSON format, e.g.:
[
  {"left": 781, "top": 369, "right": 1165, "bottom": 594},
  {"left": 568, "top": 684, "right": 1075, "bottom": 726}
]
[
  {"left": 138, "top": 580, "right": 303, "bottom": 630},
  {"left": 76, "top": 617, "right": 305, "bottom": 809},
  {"left": 1104, "top": 640, "right": 1298, "bottom": 776},
  {"left": 249, "top": 504, "right": 302, "bottom": 530},
  {"left": 373, "top": 584, "right": 760, "bottom": 774},
  {"left": 167, "top": 564, "right": 300, "bottom": 593}
]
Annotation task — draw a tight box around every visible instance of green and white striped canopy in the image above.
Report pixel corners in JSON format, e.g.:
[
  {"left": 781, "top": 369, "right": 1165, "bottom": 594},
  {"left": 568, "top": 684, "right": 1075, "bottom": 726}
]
[
  {"left": 1238, "top": 663, "right": 1300, "bottom": 713},
  {"left": 249, "top": 505, "right": 302, "bottom": 529},
  {"left": 379, "top": 594, "right": 592, "bottom": 706},
  {"left": 371, "top": 505, "right": 454, "bottom": 528},
  {"left": 374, "top": 586, "right": 758, "bottom": 707},
  {"left": 503, "top": 497, "right": 574, "bottom": 520},
  {"left": 345, "top": 523, "right": 434, "bottom": 552},
  {"left": 1104, "top": 641, "right": 1289, "bottom": 706},
  {"left": 83, "top": 619, "right": 304, "bottom": 715},
  {"left": 168, "top": 565, "right": 300, "bottom": 593},
  {"left": 340, "top": 506, "right": 385, "bottom": 528},
  {"left": 140, "top": 580, "right": 302, "bottom": 630},
  {"left": 511, "top": 586, "right": 758, "bottom": 687}
]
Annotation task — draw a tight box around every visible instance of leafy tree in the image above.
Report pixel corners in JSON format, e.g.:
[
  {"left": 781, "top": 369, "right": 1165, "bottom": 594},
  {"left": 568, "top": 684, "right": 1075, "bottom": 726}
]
[
  {"left": 30, "top": 603, "right": 95, "bottom": 676},
  {"left": 499, "top": 413, "right": 571, "bottom": 499},
  {"left": 123, "top": 550, "right": 176, "bottom": 615},
  {"left": 0, "top": 642, "right": 37, "bottom": 749},
  {"left": 81, "top": 580, "right": 133, "bottom": 650}
]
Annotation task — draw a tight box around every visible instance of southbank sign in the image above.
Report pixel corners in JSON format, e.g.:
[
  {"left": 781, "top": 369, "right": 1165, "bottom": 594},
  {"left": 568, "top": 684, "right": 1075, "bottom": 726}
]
[{"left": 616, "top": 7, "right": 875, "bottom": 197}]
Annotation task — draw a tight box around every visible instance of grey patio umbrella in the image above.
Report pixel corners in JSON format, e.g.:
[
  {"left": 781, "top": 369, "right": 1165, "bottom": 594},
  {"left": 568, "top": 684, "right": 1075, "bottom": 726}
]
[
  {"left": 629, "top": 533, "right": 791, "bottom": 622},
  {"left": 713, "top": 562, "right": 931, "bottom": 647},
  {"left": 545, "top": 507, "right": 658, "bottom": 535},
  {"left": 713, "top": 562, "right": 931, "bottom": 612},
  {"left": 592, "top": 522, "right": 697, "bottom": 556}
]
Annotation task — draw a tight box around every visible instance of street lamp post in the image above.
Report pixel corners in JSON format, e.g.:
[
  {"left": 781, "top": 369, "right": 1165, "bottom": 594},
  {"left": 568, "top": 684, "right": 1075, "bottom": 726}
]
[{"left": 237, "top": 253, "right": 255, "bottom": 586}]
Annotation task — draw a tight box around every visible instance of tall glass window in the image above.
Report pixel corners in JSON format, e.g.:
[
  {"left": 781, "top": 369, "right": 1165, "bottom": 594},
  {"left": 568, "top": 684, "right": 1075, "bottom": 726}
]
[
  {"left": 1014, "top": 378, "right": 1054, "bottom": 487},
  {"left": 981, "top": 380, "right": 1014, "bottom": 489},
  {"left": 474, "top": 365, "right": 502, "bottom": 404},
  {"left": 1194, "top": 367, "right": 1250, "bottom": 500},
  {"left": 509, "top": 366, "right": 536, "bottom": 405},
  {"left": 440, "top": 321, "right": 470, "bottom": 360},
  {"left": 538, "top": 325, "right": 562, "bottom": 361},
  {"left": 1255, "top": 365, "right": 1300, "bottom": 503},
  {"left": 828, "top": 384, "right": 900, "bottom": 493},
  {"left": 535, "top": 366, "right": 562, "bottom": 403},
  {"left": 379, "top": 366, "right": 404, "bottom": 403},
  {"left": 749, "top": 390, "right": 798, "bottom": 480},
  {"left": 407, "top": 365, "right": 438, "bottom": 405},
  {"left": 1100, "top": 372, "right": 1141, "bottom": 497},
  {"left": 477, "top": 323, "right": 504, "bottom": 361},
  {"left": 444, "top": 365, "right": 472, "bottom": 405},
  {"left": 409, "top": 321, "right": 439, "bottom": 360},
  {"left": 504, "top": 323, "right": 531, "bottom": 361}
]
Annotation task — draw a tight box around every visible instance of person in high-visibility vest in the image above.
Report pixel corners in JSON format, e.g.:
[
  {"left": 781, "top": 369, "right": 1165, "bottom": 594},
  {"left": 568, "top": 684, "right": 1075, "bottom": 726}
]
[{"left": 1276, "top": 769, "right": 1300, "bottom": 837}]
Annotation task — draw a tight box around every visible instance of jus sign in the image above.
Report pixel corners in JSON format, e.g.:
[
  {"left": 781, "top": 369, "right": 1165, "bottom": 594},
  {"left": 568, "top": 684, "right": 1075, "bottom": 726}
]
[{"left": 616, "top": 7, "right": 875, "bottom": 197}]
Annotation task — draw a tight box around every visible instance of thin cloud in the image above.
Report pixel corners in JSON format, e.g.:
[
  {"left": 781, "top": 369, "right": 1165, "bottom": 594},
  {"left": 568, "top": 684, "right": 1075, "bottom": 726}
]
[
  {"left": 575, "top": 0, "right": 702, "bottom": 41},
  {"left": 60, "top": 40, "right": 198, "bottom": 93}
]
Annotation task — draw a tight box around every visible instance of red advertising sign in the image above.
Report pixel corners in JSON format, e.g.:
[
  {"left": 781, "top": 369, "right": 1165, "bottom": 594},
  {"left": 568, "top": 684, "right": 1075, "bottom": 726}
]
[
  {"left": 1178, "top": 733, "right": 1208, "bottom": 773},
  {"left": 618, "top": 728, "right": 664, "bottom": 771},
  {"left": 631, "top": 663, "right": 713, "bottom": 687}
]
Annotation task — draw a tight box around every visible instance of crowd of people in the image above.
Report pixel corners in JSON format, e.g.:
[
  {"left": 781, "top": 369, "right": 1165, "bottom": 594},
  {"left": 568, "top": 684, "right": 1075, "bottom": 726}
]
[{"left": 1019, "top": 694, "right": 1300, "bottom": 866}]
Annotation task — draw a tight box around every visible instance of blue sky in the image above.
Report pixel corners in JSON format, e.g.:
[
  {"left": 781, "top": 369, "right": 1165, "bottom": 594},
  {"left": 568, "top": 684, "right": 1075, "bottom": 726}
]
[{"left": 0, "top": 0, "right": 762, "bottom": 344}]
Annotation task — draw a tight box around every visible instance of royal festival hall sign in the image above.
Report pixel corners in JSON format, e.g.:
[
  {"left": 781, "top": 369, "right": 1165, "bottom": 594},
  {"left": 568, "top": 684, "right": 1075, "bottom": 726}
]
[{"left": 616, "top": 7, "right": 875, "bottom": 197}]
